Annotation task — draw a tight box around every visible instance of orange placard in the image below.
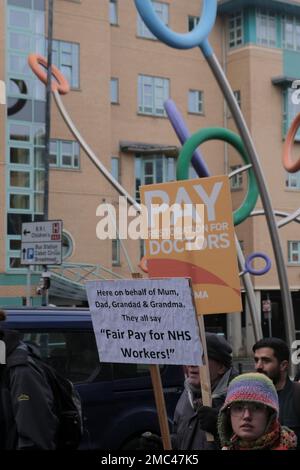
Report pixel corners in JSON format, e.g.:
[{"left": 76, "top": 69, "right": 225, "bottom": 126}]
[{"left": 140, "top": 175, "right": 242, "bottom": 315}]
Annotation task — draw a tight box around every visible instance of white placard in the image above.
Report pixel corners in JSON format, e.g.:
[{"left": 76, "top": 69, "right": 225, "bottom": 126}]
[{"left": 86, "top": 278, "right": 203, "bottom": 365}]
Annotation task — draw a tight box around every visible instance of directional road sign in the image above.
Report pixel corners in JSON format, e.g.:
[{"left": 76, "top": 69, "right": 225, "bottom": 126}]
[{"left": 21, "top": 220, "right": 63, "bottom": 265}]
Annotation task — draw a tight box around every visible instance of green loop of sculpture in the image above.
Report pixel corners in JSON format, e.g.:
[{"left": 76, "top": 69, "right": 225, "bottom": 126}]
[{"left": 176, "top": 127, "right": 259, "bottom": 226}]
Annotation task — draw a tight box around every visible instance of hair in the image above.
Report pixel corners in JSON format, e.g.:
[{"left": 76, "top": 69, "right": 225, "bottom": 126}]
[
  {"left": 0, "top": 310, "right": 6, "bottom": 322},
  {"left": 252, "top": 337, "right": 290, "bottom": 363}
]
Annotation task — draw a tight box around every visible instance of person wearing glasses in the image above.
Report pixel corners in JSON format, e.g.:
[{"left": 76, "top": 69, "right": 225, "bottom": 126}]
[{"left": 217, "top": 373, "right": 297, "bottom": 450}]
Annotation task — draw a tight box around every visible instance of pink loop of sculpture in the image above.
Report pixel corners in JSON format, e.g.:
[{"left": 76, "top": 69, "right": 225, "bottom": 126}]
[
  {"left": 283, "top": 112, "right": 300, "bottom": 173},
  {"left": 28, "top": 53, "right": 70, "bottom": 95}
]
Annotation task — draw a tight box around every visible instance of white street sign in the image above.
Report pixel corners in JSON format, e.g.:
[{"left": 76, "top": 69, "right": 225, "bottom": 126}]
[{"left": 21, "top": 220, "right": 62, "bottom": 265}]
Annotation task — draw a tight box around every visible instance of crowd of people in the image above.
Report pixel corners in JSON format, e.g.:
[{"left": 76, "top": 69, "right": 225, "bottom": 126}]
[
  {"left": 1, "top": 307, "right": 300, "bottom": 450},
  {"left": 140, "top": 333, "right": 300, "bottom": 451}
]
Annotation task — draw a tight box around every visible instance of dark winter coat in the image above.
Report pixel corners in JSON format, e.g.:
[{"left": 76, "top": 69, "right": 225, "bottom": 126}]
[
  {"left": 278, "top": 377, "right": 300, "bottom": 450},
  {"left": 0, "top": 329, "right": 58, "bottom": 450},
  {"left": 172, "top": 367, "right": 237, "bottom": 450}
]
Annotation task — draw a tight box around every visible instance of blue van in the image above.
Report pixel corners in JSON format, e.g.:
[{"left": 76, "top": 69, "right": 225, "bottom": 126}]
[{"left": 2, "top": 308, "right": 184, "bottom": 449}]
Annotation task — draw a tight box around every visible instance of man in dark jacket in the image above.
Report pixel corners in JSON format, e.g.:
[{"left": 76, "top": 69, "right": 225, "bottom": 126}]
[
  {"left": 253, "top": 337, "right": 300, "bottom": 450},
  {"left": 138, "top": 333, "right": 237, "bottom": 451},
  {"left": 0, "top": 310, "right": 58, "bottom": 450}
]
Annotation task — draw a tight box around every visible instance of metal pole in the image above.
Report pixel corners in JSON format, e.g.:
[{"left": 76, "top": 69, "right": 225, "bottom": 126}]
[
  {"left": 52, "top": 91, "right": 141, "bottom": 212},
  {"left": 203, "top": 50, "right": 296, "bottom": 375},
  {"left": 44, "top": 0, "right": 53, "bottom": 220},
  {"left": 42, "top": 0, "right": 54, "bottom": 307}
]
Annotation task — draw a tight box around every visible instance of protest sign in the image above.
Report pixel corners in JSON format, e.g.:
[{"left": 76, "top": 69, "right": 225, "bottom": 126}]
[
  {"left": 86, "top": 278, "right": 203, "bottom": 365},
  {"left": 140, "top": 176, "right": 242, "bottom": 314}
]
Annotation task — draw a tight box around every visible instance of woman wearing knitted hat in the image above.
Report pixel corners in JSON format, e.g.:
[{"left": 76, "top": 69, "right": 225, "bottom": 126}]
[{"left": 218, "top": 373, "right": 297, "bottom": 450}]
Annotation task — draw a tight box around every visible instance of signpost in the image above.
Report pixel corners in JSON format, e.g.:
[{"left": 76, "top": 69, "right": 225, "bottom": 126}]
[
  {"left": 21, "top": 220, "right": 63, "bottom": 266},
  {"left": 21, "top": 220, "right": 62, "bottom": 306}
]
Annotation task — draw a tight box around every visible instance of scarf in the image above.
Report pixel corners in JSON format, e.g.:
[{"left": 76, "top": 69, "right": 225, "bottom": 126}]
[{"left": 222, "top": 419, "right": 297, "bottom": 450}]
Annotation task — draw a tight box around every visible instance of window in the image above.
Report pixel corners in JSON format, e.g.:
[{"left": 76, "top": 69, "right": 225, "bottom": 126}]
[
  {"left": 135, "top": 155, "right": 176, "bottom": 201},
  {"left": 228, "top": 12, "right": 243, "bottom": 48},
  {"left": 137, "top": 1, "right": 168, "bottom": 39},
  {"left": 10, "top": 147, "right": 30, "bottom": 165},
  {"left": 112, "top": 238, "right": 120, "bottom": 266},
  {"left": 286, "top": 171, "right": 300, "bottom": 189},
  {"left": 138, "top": 75, "right": 169, "bottom": 116},
  {"left": 256, "top": 9, "right": 276, "bottom": 47},
  {"left": 50, "top": 140, "right": 80, "bottom": 169},
  {"left": 111, "top": 157, "right": 120, "bottom": 182},
  {"left": 230, "top": 165, "right": 243, "bottom": 189},
  {"left": 188, "top": 90, "right": 203, "bottom": 114},
  {"left": 288, "top": 241, "right": 300, "bottom": 264},
  {"left": 188, "top": 16, "right": 199, "bottom": 32},
  {"left": 110, "top": 78, "right": 119, "bottom": 104},
  {"left": 52, "top": 40, "right": 79, "bottom": 88},
  {"left": 20, "top": 330, "right": 107, "bottom": 384},
  {"left": 10, "top": 170, "right": 30, "bottom": 188},
  {"left": 7, "top": 1, "right": 45, "bottom": 11},
  {"left": 282, "top": 15, "right": 300, "bottom": 51},
  {"left": 9, "top": 194, "right": 30, "bottom": 210},
  {"left": 109, "top": 0, "right": 118, "bottom": 25}
]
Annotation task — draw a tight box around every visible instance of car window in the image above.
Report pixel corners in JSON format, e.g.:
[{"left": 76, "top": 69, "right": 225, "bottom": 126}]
[{"left": 20, "top": 330, "right": 111, "bottom": 384}]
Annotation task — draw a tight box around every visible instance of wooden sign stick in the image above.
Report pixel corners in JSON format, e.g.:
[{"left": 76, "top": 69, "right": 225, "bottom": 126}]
[
  {"left": 149, "top": 365, "right": 172, "bottom": 450},
  {"left": 131, "top": 273, "right": 172, "bottom": 450},
  {"left": 198, "top": 314, "right": 214, "bottom": 442}
]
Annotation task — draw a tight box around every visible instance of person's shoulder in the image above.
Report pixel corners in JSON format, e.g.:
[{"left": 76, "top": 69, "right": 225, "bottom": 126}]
[
  {"left": 292, "top": 380, "right": 300, "bottom": 394},
  {"left": 6, "top": 344, "right": 29, "bottom": 368},
  {"left": 228, "top": 367, "right": 239, "bottom": 382}
]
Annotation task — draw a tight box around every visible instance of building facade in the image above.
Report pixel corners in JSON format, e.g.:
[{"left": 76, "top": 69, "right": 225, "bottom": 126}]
[{"left": 0, "top": 0, "right": 300, "bottom": 355}]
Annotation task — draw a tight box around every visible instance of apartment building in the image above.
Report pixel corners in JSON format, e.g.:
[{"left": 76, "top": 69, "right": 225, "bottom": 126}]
[{"left": 0, "top": 0, "right": 300, "bottom": 354}]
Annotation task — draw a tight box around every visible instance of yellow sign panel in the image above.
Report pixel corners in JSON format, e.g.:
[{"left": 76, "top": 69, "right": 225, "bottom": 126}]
[{"left": 140, "top": 175, "right": 242, "bottom": 315}]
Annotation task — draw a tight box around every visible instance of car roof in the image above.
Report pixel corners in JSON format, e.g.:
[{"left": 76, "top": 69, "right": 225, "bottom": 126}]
[{"left": 2, "top": 307, "right": 92, "bottom": 327}]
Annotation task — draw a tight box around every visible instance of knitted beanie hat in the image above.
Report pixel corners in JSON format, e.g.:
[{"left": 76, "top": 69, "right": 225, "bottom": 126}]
[
  {"left": 218, "top": 373, "right": 279, "bottom": 446},
  {"left": 222, "top": 372, "right": 279, "bottom": 414}
]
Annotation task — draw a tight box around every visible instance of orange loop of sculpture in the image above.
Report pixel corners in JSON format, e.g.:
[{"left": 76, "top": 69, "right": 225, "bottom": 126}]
[
  {"left": 283, "top": 112, "right": 300, "bottom": 173},
  {"left": 28, "top": 53, "right": 70, "bottom": 95}
]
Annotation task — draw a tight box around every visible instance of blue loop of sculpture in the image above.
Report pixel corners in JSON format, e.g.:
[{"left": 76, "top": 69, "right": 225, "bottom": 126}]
[
  {"left": 245, "top": 252, "right": 272, "bottom": 276},
  {"left": 164, "top": 99, "right": 210, "bottom": 177},
  {"left": 134, "top": 0, "right": 217, "bottom": 50}
]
